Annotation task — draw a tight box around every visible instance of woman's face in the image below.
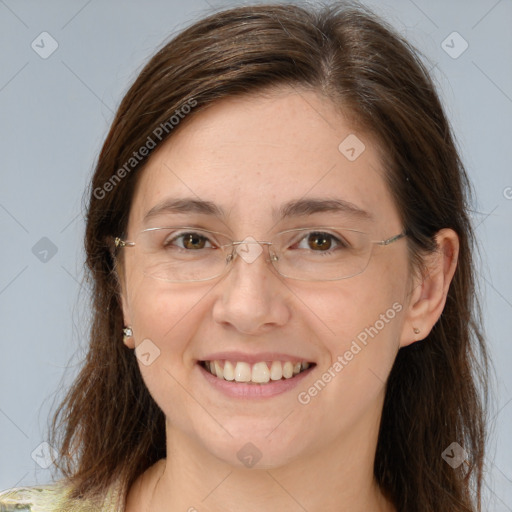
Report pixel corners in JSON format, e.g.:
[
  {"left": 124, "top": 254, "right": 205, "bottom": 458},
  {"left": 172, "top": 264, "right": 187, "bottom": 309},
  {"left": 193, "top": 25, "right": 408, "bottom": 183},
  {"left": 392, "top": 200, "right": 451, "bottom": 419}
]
[{"left": 120, "top": 87, "right": 414, "bottom": 468}]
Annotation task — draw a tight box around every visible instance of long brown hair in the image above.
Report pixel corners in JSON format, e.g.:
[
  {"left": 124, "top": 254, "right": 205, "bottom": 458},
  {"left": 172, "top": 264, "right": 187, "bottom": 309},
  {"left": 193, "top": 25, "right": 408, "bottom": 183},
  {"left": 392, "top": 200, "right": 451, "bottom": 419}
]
[{"left": 49, "top": 2, "right": 489, "bottom": 510}]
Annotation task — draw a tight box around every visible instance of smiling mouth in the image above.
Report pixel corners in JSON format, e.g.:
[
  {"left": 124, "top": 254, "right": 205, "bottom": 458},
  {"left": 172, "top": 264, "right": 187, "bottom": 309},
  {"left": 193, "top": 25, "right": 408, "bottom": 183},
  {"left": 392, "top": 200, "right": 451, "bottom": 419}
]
[{"left": 200, "top": 360, "right": 314, "bottom": 384}]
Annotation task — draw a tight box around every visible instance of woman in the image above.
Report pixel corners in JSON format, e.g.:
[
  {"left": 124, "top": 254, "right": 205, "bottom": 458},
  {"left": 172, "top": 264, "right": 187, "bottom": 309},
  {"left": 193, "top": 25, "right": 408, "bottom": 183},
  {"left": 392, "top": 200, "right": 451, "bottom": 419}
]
[{"left": 0, "top": 2, "right": 489, "bottom": 511}]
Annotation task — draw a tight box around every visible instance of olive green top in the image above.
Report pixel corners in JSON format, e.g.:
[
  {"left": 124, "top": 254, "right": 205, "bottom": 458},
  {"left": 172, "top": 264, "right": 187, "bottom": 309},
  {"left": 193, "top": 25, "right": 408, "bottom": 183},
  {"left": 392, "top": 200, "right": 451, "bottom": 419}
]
[{"left": 0, "top": 480, "right": 124, "bottom": 512}]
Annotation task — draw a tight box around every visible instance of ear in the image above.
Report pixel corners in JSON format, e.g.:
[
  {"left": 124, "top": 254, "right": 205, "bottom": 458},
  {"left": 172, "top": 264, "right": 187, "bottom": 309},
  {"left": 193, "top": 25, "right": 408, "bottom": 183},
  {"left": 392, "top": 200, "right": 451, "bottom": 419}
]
[
  {"left": 399, "top": 228, "right": 459, "bottom": 347},
  {"left": 116, "top": 260, "right": 135, "bottom": 349}
]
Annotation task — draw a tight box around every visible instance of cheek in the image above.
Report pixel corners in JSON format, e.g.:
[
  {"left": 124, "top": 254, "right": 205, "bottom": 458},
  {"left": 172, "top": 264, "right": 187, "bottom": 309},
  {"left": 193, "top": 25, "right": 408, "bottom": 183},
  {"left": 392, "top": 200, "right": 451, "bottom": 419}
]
[
  {"left": 125, "top": 281, "right": 208, "bottom": 420},
  {"left": 291, "top": 280, "right": 403, "bottom": 443},
  {"left": 306, "top": 270, "right": 403, "bottom": 347},
  {"left": 301, "top": 264, "right": 405, "bottom": 395},
  {"left": 126, "top": 277, "right": 207, "bottom": 365}
]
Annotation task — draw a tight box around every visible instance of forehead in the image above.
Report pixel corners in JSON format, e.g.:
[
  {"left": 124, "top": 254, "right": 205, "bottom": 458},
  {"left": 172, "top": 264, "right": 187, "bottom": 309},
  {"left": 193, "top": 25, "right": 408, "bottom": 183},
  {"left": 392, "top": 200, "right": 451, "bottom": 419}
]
[{"left": 128, "top": 88, "right": 400, "bottom": 233}]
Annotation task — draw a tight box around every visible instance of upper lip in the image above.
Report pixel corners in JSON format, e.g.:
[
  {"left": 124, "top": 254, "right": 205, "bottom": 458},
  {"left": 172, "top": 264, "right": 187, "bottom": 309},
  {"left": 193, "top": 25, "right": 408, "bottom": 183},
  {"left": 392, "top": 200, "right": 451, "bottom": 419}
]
[{"left": 198, "top": 351, "right": 316, "bottom": 364}]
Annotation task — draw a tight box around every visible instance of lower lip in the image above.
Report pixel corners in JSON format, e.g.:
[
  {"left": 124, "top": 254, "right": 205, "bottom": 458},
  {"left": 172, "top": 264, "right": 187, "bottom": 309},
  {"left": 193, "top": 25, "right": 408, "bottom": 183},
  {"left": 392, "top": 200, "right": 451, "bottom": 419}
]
[{"left": 198, "top": 363, "right": 314, "bottom": 399}]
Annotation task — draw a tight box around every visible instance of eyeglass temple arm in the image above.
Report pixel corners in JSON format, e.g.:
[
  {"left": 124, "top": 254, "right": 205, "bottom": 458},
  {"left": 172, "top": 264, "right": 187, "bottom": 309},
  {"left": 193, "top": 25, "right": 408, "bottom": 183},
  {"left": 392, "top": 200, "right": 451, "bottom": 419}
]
[
  {"left": 377, "top": 232, "right": 407, "bottom": 246},
  {"left": 114, "top": 237, "right": 135, "bottom": 248}
]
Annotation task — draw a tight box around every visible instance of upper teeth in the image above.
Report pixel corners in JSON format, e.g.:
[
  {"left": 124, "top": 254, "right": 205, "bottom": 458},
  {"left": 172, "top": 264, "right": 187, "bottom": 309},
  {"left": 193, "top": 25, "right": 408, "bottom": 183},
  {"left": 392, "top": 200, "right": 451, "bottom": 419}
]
[{"left": 204, "top": 360, "right": 311, "bottom": 384}]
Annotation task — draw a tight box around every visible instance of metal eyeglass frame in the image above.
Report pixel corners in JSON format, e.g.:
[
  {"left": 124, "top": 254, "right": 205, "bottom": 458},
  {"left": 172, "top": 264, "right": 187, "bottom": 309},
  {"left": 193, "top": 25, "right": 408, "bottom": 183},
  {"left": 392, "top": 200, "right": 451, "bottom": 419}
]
[{"left": 114, "top": 227, "right": 407, "bottom": 282}]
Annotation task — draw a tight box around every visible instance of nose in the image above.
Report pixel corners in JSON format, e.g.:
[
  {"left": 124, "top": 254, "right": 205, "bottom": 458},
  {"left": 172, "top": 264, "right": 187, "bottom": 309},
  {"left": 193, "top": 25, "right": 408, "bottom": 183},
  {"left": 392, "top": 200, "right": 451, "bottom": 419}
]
[{"left": 211, "top": 239, "right": 291, "bottom": 335}]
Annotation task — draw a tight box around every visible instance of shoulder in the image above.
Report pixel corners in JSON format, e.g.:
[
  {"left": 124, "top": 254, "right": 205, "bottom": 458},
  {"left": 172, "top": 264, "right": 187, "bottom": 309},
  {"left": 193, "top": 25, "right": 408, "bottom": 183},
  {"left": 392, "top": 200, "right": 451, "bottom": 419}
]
[
  {"left": 0, "top": 481, "right": 122, "bottom": 512},
  {"left": 0, "top": 483, "right": 70, "bottom": 511}
]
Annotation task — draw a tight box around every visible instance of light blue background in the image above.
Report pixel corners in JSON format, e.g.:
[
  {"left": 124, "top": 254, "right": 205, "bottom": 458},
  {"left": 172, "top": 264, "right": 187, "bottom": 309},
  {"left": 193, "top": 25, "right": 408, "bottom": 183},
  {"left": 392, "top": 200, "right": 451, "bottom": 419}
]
[{"left": 0, "top": 0, "right": 511, "bottom": 509}]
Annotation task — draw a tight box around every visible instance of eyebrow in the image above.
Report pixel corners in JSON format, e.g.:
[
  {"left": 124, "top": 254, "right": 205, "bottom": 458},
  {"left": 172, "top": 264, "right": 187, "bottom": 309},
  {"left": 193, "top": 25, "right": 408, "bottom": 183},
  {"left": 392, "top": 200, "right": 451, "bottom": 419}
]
[{"left": 143, "top": 197, "right": 373, "bottom": 224}]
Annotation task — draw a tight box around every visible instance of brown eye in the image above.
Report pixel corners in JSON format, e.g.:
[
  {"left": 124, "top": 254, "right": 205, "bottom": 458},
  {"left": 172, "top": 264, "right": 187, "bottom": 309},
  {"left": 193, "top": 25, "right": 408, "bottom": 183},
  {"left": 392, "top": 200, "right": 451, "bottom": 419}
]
[
  {"left": 307, "top": 232, "right": 333, "bottom": 251},
  {"left": 164, "top": 231, "right": 213, "bottom": 250},
  {"left": 302, "top": 231, "right": 346, "bottom": 252},
  {"left": 182, "top": 233, "right": 207, "bottom": 250}
]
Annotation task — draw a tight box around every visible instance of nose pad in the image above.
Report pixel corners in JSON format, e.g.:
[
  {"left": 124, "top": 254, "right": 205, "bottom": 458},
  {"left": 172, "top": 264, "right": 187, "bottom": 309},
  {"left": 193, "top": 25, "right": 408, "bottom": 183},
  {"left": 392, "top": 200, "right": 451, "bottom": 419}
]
[
  {"left": 234, "top": 236, "right": 265, "bottom": 264},
  {"left": 225, "top": 237, "right": 276, "bottom": 275}
]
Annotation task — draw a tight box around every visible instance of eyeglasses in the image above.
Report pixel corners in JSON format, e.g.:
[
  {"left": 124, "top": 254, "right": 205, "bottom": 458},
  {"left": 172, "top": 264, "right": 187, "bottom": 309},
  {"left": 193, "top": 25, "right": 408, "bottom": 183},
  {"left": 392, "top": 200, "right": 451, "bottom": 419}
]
[{"left": 114, "top": 226, "right": 406, "bottom": 282}]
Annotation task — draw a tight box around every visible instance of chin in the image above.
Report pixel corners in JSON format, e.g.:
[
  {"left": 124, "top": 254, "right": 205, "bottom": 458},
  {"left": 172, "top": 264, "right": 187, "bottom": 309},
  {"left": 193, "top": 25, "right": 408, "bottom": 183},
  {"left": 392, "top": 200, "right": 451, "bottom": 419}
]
[{"left": 194, "top": 419, "right": 309, "bottom": 470}]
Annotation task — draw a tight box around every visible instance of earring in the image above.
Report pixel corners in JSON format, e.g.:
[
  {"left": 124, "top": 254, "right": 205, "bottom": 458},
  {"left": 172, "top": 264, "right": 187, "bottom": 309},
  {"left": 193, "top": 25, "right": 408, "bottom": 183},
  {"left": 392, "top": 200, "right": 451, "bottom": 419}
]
[
  {"left": 413, "top": 327, "right": 420, "bottom": 335},
  {"left": 123, "top": 326, "right": 133, "bottom": 344}
]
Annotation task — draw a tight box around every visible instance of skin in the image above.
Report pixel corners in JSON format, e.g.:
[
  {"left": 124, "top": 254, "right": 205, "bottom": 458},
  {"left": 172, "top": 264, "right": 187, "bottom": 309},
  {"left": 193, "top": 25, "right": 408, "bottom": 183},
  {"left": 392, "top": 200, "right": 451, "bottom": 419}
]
[{"left": 120, "top": 87, "right": 459, "bottom": 512}]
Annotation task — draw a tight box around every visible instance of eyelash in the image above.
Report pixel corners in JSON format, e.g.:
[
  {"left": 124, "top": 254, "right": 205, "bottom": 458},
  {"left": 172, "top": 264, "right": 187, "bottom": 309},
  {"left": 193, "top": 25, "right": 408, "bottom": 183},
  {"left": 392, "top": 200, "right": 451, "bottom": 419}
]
[
  {"left": 293, "top": 232, "right": 346, "bottom": 253},
  {"left": 164, "top": 232, "right": 214, "bottom": 250},
  {"left": 164, "top": 230, "right": 347, "bottom": 253}
]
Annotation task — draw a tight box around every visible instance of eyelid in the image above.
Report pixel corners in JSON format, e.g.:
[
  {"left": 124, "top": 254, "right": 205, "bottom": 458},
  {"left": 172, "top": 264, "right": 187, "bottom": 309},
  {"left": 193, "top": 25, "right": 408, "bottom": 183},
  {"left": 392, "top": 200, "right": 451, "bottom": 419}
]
[
  {"left": 161, "top": 228, "right": 234, "bottom": 251},
  {"left": 142, "top": 226, "right": 229, "bottom": 237},
  {"left": 142, "top": 226, "right": 364, "bottom": 240},
  {"left": 289, "top": 229, "right": 347, "bottom": 249}
]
